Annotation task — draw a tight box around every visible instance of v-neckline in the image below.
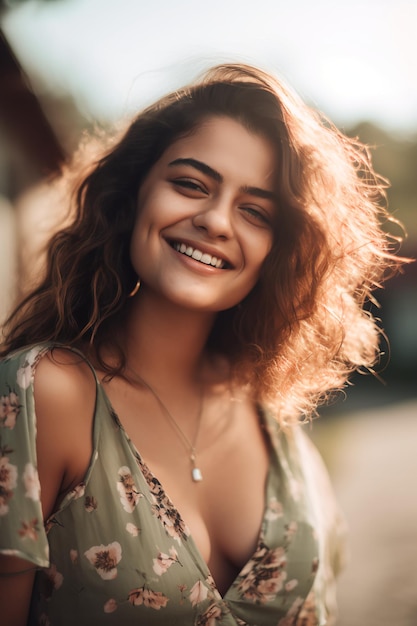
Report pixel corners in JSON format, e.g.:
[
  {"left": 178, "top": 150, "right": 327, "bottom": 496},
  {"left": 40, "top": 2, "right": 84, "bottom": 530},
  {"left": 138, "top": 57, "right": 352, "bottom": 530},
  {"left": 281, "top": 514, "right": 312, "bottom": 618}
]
[{"left": 99, "top": 381, "right": 277, "bottom": 601}]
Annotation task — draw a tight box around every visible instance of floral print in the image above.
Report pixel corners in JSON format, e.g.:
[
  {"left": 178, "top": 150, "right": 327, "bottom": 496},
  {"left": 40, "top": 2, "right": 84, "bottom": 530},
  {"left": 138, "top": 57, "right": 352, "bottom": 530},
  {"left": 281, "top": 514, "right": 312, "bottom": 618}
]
[
  {"left": 0, "top": 345, "right": 344, "bottom": 625},
  {"left": 277, "top": 591, "right": 318, "bottom": 626},
  {"left": 153, "top": 546, "right": 181, "bottom": 575},
  {"left": 16, "top": 347, "right": 41, "bottom": 389},
  {"left": 128, "top": 586, "right": 169, "bottom": 610},
  {"left": 237, "top": 539, "right": 288, "bottom": 604},
  {"left": 196, "top": 602, "right": 225, "bottom": 625},
  {"left": 0, "top": 452, "right": 17, "bottom": 515},
  {"left": 126, "top": 522, "right": 140, "bottom": 536},
  {"left": 265, "top": 496, "right": 283, "bottom": 521},
  {"left": 284, "top": 579, "right": 299, "bottom": 593},
  {"left": 23, "top": 462, "right": 41, "bottom": 500},
  {"left": 45, "top": 563, "right": 64, "bottom": 592},
  {"left": 117, "top": 466, "right": 143, "bottom": 512},
  {"left": 135, "top": 454, "right": 190, "bottom": 543},
  {"left": 18, "top": 517, "right": 40, "bottom": 541},
  {"left": 37, "top": 564, "right": 64, "bottom": 603},
  {"left": 72, "top": 483, "right": 86, "bottom": 499},
  {"left": 296, "top": 591, "right": 319, "bottom": 626},
  {"left": 189, "top": 579, "right": 209, "bottom": 606},
  {"left": 0, "top": 390, "right": 20, "bottom": 429},
  {"left": 284, "top": 521, "right": 298, "bottom": 543},
  {"left": 103, "top": 598, "right": 118, "bottom": 613},
  {"left": 84, "top": 542, "right": 122, "bottom": 580},
  {"left": 277, "top": 597, "right": 305, "bottom": 626},
  {"left": 84, "top": 495, "right": 98, "bottom": 512}
]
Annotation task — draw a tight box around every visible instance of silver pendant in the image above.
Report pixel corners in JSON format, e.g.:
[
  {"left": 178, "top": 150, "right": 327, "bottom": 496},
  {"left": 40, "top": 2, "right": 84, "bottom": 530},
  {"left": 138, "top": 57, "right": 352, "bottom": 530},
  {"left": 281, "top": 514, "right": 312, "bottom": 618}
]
[{"left": 192, "top": 467, "right": 203, "bottom": 482}]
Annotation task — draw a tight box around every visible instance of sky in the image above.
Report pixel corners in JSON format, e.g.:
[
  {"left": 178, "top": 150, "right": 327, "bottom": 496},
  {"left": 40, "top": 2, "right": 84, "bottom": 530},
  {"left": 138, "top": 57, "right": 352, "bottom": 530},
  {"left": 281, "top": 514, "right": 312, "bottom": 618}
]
[{"left": 2, "top": 0, "right": 417, "bottom": 134}]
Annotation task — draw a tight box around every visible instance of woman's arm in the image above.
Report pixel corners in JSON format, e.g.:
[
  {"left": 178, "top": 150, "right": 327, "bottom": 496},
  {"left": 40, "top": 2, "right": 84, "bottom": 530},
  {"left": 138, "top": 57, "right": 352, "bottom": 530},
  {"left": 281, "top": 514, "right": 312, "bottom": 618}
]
[
  {"left": 0, "top": 348, "right": 96, "bottom": 626},
  {"left": 0, "top": 555, "right": 37, "bottom": 626},
  {"left": 33, "top": 350, "right": 96, "bottom": 520}
]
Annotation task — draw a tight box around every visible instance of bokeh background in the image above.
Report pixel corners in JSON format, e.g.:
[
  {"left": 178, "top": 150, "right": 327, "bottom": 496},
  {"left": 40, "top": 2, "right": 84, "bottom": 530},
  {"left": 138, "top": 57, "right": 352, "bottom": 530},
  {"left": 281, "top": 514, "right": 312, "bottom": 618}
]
[{"left": 0, "top": 1, "right": 416, "bottom": 624}]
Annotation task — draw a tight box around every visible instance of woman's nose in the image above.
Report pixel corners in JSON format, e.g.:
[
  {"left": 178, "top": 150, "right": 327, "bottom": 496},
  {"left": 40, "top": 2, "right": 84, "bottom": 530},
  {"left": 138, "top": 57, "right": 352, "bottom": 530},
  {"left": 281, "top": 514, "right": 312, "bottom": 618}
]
[{"left": 192, "top": 197, "right": 234, "bottom": 240}]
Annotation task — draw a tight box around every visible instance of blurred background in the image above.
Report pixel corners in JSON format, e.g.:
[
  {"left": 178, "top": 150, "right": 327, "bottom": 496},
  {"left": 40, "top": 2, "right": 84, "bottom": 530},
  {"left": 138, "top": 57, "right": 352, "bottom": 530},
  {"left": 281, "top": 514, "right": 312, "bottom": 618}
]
[{"left": 0, "top": 0, "right": 416, "bottom": 623}]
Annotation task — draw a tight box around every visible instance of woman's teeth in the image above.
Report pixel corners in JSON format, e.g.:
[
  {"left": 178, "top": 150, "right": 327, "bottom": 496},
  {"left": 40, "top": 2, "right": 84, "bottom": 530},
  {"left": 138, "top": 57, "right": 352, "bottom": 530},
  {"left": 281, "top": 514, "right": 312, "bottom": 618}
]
[{"left": 172, "top": 242, "right": 225, "bottom": 268}]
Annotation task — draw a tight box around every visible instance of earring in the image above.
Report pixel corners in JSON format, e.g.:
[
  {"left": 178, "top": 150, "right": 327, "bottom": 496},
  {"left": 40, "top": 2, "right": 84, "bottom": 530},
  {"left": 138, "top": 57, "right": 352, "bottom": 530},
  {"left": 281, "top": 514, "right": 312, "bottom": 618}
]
[{"left": 128, "top": 279, "right": 141, "bottom": 298}]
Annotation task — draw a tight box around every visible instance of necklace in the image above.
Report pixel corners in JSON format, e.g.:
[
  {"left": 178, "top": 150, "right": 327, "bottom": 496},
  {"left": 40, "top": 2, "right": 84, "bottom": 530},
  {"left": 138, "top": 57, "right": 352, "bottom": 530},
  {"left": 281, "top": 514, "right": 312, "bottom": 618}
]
[{"left": 126, "top": 367, "right": 204, "bottom": 482}]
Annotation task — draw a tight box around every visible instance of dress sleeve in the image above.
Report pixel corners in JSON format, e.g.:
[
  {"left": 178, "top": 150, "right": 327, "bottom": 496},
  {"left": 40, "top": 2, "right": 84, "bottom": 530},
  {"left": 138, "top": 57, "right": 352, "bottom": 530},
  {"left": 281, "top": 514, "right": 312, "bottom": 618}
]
[
  {"left": 295, "top": 427, "right": 348, "bottom": 626},
  {"left": 0, "top": 346, "right": 50, "bottom": 568}
]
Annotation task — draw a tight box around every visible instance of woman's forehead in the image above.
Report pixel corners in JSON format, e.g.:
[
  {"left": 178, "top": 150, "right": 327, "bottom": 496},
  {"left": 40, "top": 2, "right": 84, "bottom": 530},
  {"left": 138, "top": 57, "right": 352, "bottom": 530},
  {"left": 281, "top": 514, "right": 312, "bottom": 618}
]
[{"left": 158, "top": 116, "right": 278, "bottom": 184}]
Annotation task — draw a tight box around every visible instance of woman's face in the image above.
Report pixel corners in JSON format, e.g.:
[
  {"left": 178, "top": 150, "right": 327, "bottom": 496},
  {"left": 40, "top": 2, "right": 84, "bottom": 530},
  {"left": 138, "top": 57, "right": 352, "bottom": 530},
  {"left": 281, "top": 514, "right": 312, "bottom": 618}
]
[{"left": 130, "top": 115, "right": 278, "bottom": 312}]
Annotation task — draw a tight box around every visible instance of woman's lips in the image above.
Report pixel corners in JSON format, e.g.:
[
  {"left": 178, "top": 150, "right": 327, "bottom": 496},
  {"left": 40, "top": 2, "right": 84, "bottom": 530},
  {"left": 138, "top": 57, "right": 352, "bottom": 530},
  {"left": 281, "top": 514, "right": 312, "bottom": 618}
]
[{"left": 169, "top": 240, "right": 231, "bottom": 269}]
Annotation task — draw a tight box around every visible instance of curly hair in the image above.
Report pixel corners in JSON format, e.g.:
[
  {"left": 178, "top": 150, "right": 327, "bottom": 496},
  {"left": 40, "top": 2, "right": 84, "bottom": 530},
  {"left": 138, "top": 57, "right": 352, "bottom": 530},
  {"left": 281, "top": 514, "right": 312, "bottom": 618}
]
[{"left": 0, "top": 63, "right": 406, "bottom": 423}]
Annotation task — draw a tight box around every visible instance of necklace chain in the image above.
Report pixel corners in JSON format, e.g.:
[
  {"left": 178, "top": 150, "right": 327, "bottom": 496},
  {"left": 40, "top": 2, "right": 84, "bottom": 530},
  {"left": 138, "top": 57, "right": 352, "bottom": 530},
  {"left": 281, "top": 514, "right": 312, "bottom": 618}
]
[{"left": 126, "top": 366, "right": 204, "bottom": 482}]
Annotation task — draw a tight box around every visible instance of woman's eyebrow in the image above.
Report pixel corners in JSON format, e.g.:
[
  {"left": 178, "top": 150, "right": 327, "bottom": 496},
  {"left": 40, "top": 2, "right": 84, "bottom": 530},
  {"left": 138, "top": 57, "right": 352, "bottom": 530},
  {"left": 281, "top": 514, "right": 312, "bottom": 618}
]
[
  {"left": 241, "top": 185, "right": 277, "bottom": 202},
  {"left": 168, "top": 158, "right": 222, "bottom": 183},
  {"left": 168, "top": 157, "right": 277, "bottom": 202}
]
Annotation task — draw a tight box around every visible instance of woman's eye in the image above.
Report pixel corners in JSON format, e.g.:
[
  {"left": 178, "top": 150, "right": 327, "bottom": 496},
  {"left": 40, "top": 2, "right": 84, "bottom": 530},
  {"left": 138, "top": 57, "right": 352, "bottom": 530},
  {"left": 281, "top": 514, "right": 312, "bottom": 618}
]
[
  {"left": 173, "top": 179, "right": 208, "bottom": 194},
  {"left": 241, "top": 206, "right": 271, "bottom": 226}
]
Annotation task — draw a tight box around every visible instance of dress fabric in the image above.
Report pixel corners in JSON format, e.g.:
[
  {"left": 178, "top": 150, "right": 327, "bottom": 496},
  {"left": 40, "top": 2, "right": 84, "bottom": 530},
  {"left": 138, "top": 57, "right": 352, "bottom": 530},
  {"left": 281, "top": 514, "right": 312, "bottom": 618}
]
[{"left": 0, "top": 345, "right": 346, "bottom": 625}]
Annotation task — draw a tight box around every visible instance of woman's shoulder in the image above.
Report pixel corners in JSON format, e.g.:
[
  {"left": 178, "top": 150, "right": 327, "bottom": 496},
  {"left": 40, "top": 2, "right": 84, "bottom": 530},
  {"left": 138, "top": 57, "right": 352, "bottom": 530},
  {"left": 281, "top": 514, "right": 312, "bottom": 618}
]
[
  {"left": 34, "top": 346, "right": 97, "bottom": 496},
  {"left": 1, "top": 344, "right": 97, "bottom": 428},
  {"left": 1, "top": 342, "right": 97, "bottom": 425},
  {"left": 32, "top": 345, "right": 97, "bottom": 403},
  {"left": 0, "top": 342, "right": 97, "bottom": 393},
  {"left": 0, "top": 343, "right": 97, "bottom": 514}
]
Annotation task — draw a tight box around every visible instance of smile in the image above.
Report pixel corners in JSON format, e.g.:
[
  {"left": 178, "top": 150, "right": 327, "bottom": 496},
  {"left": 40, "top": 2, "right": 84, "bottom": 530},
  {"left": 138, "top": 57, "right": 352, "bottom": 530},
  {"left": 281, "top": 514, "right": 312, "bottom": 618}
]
[{"left": 170, "top": 242, "right": 227, "bottom": 269}]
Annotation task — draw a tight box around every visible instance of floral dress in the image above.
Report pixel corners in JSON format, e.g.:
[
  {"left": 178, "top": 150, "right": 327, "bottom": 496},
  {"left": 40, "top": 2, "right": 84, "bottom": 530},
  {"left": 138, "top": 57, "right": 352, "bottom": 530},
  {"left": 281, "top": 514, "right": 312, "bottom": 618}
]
[{"left": 0, "top": 345, "right": 346, "bottom": 625}]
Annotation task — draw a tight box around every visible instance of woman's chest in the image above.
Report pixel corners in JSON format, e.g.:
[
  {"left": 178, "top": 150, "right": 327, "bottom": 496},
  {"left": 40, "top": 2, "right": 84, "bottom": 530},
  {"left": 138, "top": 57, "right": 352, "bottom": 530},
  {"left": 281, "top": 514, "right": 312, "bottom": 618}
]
[
  {"left": 40, "top": 397, "right": 319, "bottom": 625},
  {"left": 117, "top": 390, "right": 272, "bottom": 593},
  {"left": 151, "top": 426, "right": 270, "bottom": 594}
]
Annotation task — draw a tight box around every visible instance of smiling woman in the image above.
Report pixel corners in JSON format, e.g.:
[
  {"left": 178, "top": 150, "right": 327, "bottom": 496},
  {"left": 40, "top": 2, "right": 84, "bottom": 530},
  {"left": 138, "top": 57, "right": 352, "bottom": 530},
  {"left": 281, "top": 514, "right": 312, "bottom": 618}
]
[
  {"left": 129, "top": 116, "right": 276, "bottom": 312},
  {"left": 0, "top": 63, "right": 405, "bottom": 626}
]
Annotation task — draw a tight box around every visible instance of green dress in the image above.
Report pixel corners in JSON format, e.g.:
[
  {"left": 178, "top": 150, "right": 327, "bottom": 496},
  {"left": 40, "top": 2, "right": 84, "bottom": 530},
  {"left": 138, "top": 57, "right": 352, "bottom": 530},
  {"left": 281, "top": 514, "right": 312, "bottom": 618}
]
[{"left": 0, "top": 345, "right": 346, "bottom": 625}]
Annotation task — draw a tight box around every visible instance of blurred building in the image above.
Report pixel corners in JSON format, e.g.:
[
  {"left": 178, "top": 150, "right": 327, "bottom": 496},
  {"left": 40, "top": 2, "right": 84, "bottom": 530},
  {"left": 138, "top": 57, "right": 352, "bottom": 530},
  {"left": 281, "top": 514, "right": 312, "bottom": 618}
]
[{"left": 0, "top": 27, "right": 87, "bottom": 319}]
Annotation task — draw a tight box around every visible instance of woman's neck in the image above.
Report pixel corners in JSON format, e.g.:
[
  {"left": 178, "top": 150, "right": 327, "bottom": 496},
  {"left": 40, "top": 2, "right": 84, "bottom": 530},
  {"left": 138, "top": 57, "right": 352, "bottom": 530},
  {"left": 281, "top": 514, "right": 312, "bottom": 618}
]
[{"left": 121, "top": 288, "right": 218, "bottom": 388}]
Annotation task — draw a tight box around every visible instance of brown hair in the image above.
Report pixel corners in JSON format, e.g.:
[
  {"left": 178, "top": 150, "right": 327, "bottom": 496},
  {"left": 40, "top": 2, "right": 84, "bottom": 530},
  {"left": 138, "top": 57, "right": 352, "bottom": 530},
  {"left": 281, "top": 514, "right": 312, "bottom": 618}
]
[{"left": 1, "top": 64, "right": 406, "bottom": 422}]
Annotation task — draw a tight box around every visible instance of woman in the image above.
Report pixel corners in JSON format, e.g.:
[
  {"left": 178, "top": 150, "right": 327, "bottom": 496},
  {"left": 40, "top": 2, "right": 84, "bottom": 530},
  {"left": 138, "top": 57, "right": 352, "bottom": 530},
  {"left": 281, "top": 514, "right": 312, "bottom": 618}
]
[{"left": 0, "top": 64, "right": 403, "bottom": 625}]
